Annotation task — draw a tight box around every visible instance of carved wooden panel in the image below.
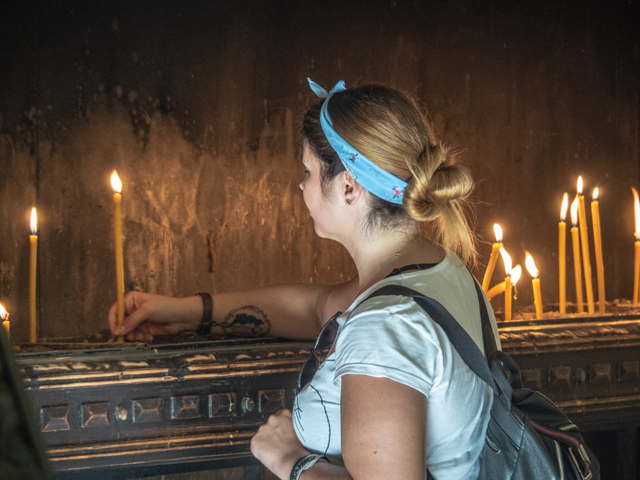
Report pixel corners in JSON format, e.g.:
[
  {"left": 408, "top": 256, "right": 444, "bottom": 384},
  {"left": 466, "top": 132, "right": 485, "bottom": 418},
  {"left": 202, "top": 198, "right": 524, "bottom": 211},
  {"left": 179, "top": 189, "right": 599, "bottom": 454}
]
[
  {"left": 258, "top": 389, "right": 285, "bottom": 414},
  {"left": 41, "top": 405, "right": 70, "bottom": 432},
  {"left": 133, "top": 397, "right": 162, "bottom": 424},
  {"left": 171, "top": 395, "right": 201, "bottom": 420},
  {"left": 81, "top": 402, "right": 110, "bottom": 428},
  {"left": 209, "top": 392, "right": 236, "bottom": 418}
]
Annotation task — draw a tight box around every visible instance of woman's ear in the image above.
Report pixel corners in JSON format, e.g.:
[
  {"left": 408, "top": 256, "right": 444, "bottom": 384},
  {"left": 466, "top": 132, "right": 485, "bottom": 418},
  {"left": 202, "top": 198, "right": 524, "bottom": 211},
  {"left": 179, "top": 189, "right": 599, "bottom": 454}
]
[{"left": 342, "top": 170, "right": 365, "bottom": 205}]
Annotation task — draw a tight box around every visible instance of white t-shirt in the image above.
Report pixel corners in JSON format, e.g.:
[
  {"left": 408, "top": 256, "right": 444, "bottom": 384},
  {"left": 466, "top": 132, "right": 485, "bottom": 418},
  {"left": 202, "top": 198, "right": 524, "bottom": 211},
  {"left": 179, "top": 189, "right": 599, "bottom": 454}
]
[{"left": 292, "top": 250, "right": 499, "bottom": 480}]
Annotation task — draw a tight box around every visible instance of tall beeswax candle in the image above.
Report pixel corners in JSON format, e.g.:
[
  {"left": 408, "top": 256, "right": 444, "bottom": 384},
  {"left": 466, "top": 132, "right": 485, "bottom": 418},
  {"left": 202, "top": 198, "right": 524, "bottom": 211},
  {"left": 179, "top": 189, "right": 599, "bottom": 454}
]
[
  {"left": 487, "top": 265, "right": 521, "bottom": 301},
  {"left": 111, "top": 171, "right": 125, "bottom": 342},
  {"left": 559, "top": 193, "right": 568, "bottom": 314},
  {"left": 482, "top": 224, "right": 503, "bottom": 292},
  {"left": 571, "top": 196, "right": 584, "bottom": 313},
  {"left": 500, "top": 247, "right": 513, "bottom": 321},
  {"left": 633, "top": 188, "right": 640, "bottom": 305},
  {"left": 29, "top": 208, "right": 38, "bottom": 343},
  {"left": 0, "top": 303, "right": 9, "bottom": 340},
  {"left": 591, "top": 188, "right": 605, "bottom": 313},
  {"left": 577, "top": 177, "right": 594, "bottom": 314},
  {"left": 525, "top": 251, "right": 543, "bottom": 320}
]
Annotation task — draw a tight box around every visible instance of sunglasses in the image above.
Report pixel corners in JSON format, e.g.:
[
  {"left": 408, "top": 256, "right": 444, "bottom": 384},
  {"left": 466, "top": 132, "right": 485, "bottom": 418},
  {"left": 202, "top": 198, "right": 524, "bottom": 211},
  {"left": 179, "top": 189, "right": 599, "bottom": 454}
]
[{"left": 297, "top": 312, "right": 341, "bottom": 392}]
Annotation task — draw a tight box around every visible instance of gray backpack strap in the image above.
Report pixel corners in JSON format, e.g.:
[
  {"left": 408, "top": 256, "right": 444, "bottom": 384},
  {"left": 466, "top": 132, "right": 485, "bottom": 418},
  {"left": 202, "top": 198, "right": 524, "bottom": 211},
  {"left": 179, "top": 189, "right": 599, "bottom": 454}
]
[{"left": 360, "top": 284, "right": 499, "bottom": 393}]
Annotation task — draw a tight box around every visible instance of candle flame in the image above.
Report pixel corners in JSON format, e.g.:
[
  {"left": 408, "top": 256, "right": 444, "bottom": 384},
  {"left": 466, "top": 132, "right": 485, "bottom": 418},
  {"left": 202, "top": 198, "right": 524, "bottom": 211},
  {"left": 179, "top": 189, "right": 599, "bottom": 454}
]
[
  {"left": 111, "top": 170, "right": 122, "bottom": 194},
  {"left": 570, "top": 196, "right": 579, "bottom": 227},
  {"left": 30, "top": 207, "right": 37, "bottom": 235},
  {"left": 633, "top": 187, "right": 640, "bottom": 240},
  {"left": 0, "top": 303, "right": 7, "bottom": 321},
  {"left": 493, "top": 224, "right": 503, "bottom": 243},
  {"left": 511, "top": 265, "right": 522, "bottom": 285},
  {"left": 592, "top": 187, "right": 599, "bottom": 201},
  {"left": 577, "top": 176, "right": 583, "bottom": 195},
  {"left": 560, "top": 193, "right": 569, "bottom": 221},
  {"left": 499, "top": 246, "right": 512, "bottom": 276},
  {"left": 525, "top": 251, "right": 539, "bottom": 278}
]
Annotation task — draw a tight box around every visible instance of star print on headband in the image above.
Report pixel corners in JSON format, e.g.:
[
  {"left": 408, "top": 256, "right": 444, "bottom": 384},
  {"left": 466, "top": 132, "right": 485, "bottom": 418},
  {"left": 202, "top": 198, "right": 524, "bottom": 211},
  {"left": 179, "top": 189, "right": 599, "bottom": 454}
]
[{"left": 307, "top": 78, "right": 407, "bottom": 204}]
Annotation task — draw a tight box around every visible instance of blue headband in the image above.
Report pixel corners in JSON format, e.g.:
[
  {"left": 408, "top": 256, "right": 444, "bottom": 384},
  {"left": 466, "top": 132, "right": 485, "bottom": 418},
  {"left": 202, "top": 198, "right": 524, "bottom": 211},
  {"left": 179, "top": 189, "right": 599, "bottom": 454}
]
[{"left": 307, "top": 78, "right": 407, "bottom": 204}]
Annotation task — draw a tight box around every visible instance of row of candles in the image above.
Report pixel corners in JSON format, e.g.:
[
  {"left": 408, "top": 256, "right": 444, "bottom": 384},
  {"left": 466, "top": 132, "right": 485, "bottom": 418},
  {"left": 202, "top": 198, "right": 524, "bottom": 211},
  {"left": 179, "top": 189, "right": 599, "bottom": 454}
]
[
  {"left": 1, "top": 174, "right": 640, "bottom": 337},
  {"left": 482, "top": 176, "right": 640, "bottom": 320},
  {"left": 1, "top": 171, "right": 126, "bottom": 342}
]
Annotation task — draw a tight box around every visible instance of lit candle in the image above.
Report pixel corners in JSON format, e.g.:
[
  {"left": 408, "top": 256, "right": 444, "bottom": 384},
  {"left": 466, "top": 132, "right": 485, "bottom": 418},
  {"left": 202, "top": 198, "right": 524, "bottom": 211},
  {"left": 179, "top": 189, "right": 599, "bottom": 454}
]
[
  {"left": 0, "top": 303, "right": 9, "bottom": 340},
  {"left": 633, "top": 188, "right": 640, "bottom": 305},
  {"left": 29, "top": 207, "right": 38, "bottom": 343},
  {"left": 559, "top": 193, "right": 568, "bottom": 314},
  {"left": 570, "top": 196, "right": 584, "bottom": 313},
  {"left": 525, "top": 251, "right": 543, "bottom": 320},
  {"left": 482, "top": 224, "right": 503, "bottom": 292},
  {"left": 111, "top": 171, "right": 125, "bottom": 342},
  {"left": 487, "top": 265, "right": 521, "bottom": 301},
  {"left": 577, "top": 177, "right": 594, "bottom": 314},
  {"left": 500, "top": 246, "right": 513, "bottom": 321},
  {"left": 591, "top": 188, "right": 605, "bottom": 313}
]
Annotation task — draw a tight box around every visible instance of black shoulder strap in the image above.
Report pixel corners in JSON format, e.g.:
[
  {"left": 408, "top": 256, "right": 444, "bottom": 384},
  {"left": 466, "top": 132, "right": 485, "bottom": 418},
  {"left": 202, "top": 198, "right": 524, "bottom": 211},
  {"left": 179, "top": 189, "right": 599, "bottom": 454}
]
[{"left": 359, "top": 283, "right": 498, "bottom": 392}]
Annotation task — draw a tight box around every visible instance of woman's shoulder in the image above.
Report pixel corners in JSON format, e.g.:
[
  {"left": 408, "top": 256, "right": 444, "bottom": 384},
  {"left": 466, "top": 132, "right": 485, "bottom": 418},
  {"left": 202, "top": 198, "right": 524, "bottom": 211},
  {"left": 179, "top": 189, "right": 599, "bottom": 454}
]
[{"left": 320, "top": 275, "right": 360, "bottom": 323}]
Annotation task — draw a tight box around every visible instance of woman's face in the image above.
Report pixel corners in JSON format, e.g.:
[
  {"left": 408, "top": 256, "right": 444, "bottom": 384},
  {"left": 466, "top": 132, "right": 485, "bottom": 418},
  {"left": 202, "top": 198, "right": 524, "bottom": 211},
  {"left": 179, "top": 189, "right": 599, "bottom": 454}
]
[{"left": 299, "top": 145, "right": 341, "bottom": 239}]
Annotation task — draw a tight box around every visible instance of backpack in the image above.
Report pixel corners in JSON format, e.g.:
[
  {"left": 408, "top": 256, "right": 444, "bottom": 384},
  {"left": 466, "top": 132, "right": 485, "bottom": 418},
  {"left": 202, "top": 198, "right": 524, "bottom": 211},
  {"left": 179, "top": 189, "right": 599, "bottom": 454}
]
[{"left": 362, "top": 282, "right": 600, "bottom": 480}]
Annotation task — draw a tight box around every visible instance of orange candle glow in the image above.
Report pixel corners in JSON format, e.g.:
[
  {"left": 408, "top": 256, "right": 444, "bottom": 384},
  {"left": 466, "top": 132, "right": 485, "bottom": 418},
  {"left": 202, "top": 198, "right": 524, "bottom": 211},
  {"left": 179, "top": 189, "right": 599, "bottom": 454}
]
[
  {"left": 482, "top": 224, "right": 503, "bottom": 292},
  {"left": 577, "top": 177, "right": 594, "bottom": 313},
  {"left": 500, "top": 247, "right": 513, "bottom": 321},
  {"left": 571, "top": 196, "right": 584, "bottom": 313},
  {"left": 29, "top": 207, "right": 38, "bottom": 343},
  {"left": 111, "top": 171, "right": 125, "bottom": 342},
  {"left": 487, "top": 265, "right": 521, "bottom": 301},
  {"left": 591, "top": 188, "right": 605, "bottom": 313},
  {"left": 0, "top": 303, "right": 9, "bottom": 340},
  {"left": 633, "top": 188, "right": 640, "bottom": 305},
  {"left": 525, "top": 251, "right": 543, "bottom": 320},
  {"left": 559, "top": 193, "right": 568, "bottom": 314}
]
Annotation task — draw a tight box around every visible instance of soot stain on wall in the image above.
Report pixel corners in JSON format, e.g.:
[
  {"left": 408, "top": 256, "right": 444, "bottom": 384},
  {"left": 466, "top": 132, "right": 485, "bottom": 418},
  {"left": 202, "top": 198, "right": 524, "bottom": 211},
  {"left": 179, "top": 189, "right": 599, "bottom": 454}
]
[{"left": 0, "top": 0, "right": 638, "bottom": 340}]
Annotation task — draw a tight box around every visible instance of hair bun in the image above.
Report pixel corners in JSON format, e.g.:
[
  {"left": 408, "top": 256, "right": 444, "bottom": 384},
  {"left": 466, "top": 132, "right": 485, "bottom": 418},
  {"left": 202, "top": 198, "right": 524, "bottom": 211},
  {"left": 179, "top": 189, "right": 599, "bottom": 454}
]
[
  {"left": 403, "top": 144, "right": 472, "bottom": 221},
  {"left": 428, "top": 162, "right": 473, "bottom": 205}
]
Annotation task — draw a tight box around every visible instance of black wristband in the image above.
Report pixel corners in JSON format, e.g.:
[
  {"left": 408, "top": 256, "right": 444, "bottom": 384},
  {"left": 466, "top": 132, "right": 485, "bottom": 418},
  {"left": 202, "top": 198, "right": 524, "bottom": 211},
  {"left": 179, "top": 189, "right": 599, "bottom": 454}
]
[
  {"left": 195, "top": 292, "right": 213, "bottom": 335},
  {"left": 290, "top": 454, "right": 328, "bottom": 480}
]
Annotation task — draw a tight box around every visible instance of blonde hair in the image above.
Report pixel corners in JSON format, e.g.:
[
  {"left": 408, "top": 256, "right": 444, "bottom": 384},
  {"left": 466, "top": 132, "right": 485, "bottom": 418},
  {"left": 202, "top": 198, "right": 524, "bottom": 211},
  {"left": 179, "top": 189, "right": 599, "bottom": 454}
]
[{"left": 303, "top": 84, "right": 476, "bottom": 263}]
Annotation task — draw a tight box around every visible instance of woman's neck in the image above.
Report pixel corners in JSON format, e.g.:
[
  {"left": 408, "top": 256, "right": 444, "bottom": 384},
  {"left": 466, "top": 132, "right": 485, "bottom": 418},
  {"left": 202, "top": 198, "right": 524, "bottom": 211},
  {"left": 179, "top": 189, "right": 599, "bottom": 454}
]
[{"left": 346, "top": 226, "right": 441, "bottom": 298}]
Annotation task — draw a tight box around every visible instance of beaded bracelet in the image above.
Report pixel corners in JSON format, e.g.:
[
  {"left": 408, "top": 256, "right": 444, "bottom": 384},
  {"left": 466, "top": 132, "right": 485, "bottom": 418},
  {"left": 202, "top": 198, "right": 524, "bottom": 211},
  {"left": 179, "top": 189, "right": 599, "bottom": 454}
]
[{"left": 195, "top": 292, "right": 213, "bottom": 335}]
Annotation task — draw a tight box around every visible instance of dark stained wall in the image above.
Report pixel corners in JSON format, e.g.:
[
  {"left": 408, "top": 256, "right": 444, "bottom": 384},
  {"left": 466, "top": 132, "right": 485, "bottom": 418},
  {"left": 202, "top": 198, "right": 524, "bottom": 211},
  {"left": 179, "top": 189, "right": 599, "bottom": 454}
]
[{"left": 0, "top": 0, "right": 638, "bottom": 341}]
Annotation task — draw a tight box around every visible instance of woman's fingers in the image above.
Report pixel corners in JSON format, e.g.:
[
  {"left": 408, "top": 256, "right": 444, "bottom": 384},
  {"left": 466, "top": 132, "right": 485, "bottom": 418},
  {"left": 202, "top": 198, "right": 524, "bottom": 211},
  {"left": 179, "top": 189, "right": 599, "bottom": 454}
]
[
  {"left": 109, "top": 292, "right": 189, "bottom": 341},
  {"left": 107, "top": 301, "right": 119, "bottom": 333},
  {"left": 114, "top": 302, "right": 149, "bottom": 336}
]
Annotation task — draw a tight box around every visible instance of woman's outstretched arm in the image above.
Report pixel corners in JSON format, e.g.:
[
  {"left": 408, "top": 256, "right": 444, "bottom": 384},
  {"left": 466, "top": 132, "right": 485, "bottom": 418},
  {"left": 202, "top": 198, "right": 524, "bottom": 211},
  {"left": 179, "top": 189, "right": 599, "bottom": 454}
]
[{"left": 108, "top": 277, "right": 359, "bottom": 342}]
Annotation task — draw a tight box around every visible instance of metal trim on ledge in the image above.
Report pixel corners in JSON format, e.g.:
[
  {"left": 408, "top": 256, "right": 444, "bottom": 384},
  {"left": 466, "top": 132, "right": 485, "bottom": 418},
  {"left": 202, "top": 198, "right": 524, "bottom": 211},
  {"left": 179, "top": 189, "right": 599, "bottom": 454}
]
[{"left": 15, "top": 317, "right": 640, "bottom": 478}]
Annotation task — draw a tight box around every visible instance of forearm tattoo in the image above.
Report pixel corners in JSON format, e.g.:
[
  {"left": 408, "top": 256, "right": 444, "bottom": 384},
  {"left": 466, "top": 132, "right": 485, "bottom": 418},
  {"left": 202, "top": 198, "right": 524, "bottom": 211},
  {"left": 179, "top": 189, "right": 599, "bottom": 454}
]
[{"left": 208, "top": 305, "right": 271, "bottom": 337}]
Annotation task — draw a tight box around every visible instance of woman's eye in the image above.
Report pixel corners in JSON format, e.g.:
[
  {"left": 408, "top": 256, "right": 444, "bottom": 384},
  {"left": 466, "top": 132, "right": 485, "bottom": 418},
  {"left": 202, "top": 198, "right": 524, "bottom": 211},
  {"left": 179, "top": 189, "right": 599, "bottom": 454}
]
[{"left": 303, "top": 170, "right": 310, "bottom": 177}]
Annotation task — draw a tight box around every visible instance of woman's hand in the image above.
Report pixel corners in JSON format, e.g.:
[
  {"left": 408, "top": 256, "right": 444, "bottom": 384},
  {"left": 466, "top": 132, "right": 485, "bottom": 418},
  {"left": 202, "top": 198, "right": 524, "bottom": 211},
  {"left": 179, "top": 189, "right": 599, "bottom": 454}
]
[
  {"left": 251, "top": 409, "right": 310, "bottom": 479},
  {"left": 108, "top": 292, "right": 202, "bottom": 342}
]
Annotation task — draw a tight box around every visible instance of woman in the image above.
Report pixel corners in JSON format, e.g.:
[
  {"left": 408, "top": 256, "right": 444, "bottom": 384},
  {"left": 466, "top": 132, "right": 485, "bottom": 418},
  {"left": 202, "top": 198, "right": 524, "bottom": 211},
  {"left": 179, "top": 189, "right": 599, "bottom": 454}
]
[{"left": 109, "top": 79, "right": 498, "bottom": 479}]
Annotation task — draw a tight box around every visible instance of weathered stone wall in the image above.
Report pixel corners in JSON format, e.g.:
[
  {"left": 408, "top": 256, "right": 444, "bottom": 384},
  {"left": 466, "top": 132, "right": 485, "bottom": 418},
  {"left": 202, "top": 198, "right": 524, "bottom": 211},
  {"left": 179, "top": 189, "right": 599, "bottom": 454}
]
[{"left": 0, "top": 0, "right": 638, "bottom": 341}]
